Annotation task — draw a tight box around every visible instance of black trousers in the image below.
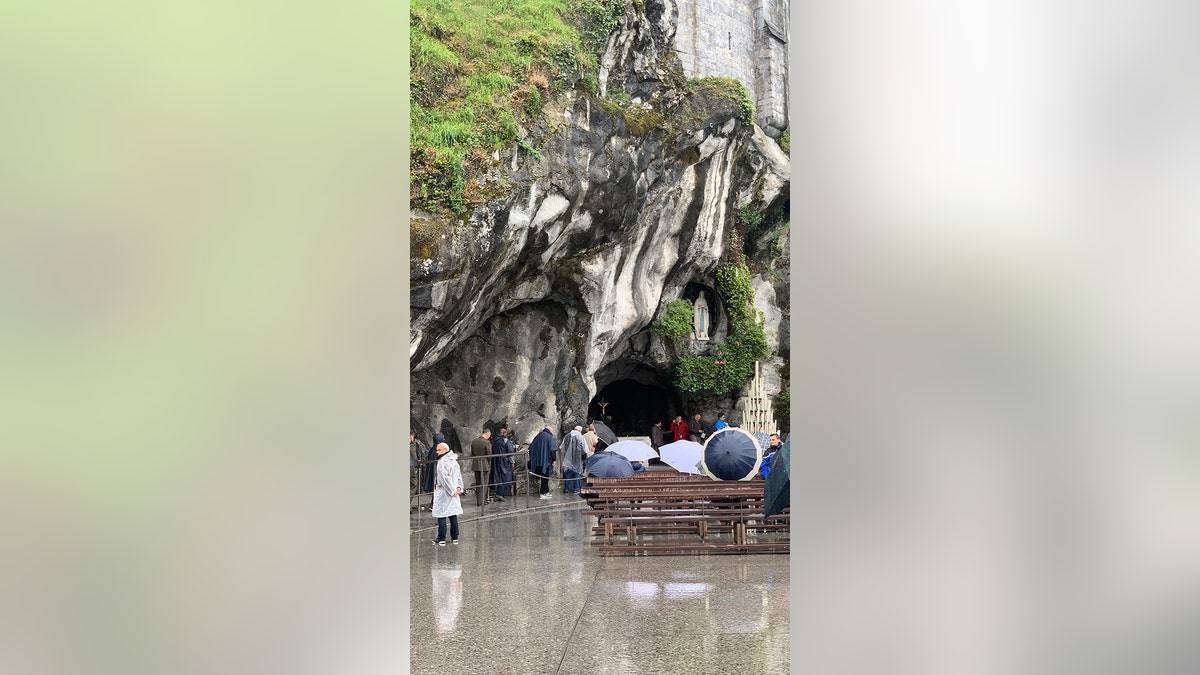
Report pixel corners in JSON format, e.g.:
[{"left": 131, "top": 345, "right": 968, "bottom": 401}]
[
  {"left": 473, "top": 470, "right": 488, "bottom": 505},
  {"left": 539, "top": 476, "right": 550, "bottom": 494}
]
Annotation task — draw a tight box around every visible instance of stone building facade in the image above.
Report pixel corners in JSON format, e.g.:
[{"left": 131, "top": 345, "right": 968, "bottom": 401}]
[{"left": 675, "top": 0, "right": 789, "bottom": 138}]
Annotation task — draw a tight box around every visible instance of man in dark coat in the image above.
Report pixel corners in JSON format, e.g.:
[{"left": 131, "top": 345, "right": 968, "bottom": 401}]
[
  {"left": 470, "top": 427, "right": 492, "bottom": 506},
  {"left": 488, "top": 426, "right": 515, "bottom": 501},
  {"left": 650, "top": 420, "right": 665, "bottom": 451},
  {"left": 528, "top": 425, "right": 557, "bottom": 499},
  {"left": 688, "top": 413, "right": 706, "bottom": 443}
]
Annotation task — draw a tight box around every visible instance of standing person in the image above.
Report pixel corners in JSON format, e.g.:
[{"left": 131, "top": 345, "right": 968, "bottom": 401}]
[
  {"left": 650, "top": 420, "right": 665, "bottom": 451},
  {"left": 410, "top": 431, "right": 427, "bottom": 508},
  {"left": 713, "top": 412, "right": 728, "bottom": 432},
  {"left": 422, "top": 432, "right": 444, "bottom": 494},
  {"left": 488, "top": 426, "right": 515, "bottom": 502},
  {"left": 688, "top": 412, "right": 706, "bottom": 443},
  {"left": 761, "top": 432, "right": 783, "bottom": 479},
  {"left": 470, "top": 427, "right": 492, "bottom": 507},
  {"left": 670, "top": 415, "right": 689, "bottom": 442},
  {"left": 582, "top": 424, "right": 599, "bottom": 455},
  {"left": 528, "top": 425, "right": 557, "bottom": 500},
  {"left": 559, "top": 425, "right": 588, "bottom": 495},
  {"left": 431, "top": 442, "right": 463, "bottom": 545}
]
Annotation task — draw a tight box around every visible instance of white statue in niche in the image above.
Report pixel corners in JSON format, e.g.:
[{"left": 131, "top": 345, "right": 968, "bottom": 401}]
[{"left": 694, "top": 291, "right": 710, "bottom": 341}]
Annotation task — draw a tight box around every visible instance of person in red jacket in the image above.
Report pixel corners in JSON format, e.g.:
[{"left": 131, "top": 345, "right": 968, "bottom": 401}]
[{"left": 670, "top": 415, "right": 689, "bottom": 442}]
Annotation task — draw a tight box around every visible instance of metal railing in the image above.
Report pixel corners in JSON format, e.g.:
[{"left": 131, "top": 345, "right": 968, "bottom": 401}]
[{"left": 413, "top": 448, "right": 552, "bottom": 526}]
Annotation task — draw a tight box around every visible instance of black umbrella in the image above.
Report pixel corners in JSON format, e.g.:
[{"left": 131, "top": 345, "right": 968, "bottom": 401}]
[
  {"left": 701, "top": 427, "right": 762, "bottom": 481},
  {"left": 590, "top": 420, "right": 618, "bottom": 447},
  {"left": 585, "top": 450, "right": 634, "bottom": 478},
  {"left": 763, "top": 438, "right": 790, "bottom": 517}
]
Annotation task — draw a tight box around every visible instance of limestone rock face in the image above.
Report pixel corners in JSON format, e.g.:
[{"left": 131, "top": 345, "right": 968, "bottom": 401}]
[{"left": 410, "top": 0, "right": 790, "bottom": 448}]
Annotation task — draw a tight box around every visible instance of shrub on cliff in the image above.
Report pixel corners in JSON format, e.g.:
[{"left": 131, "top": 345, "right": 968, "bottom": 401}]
[{"left": 673, "top": 262, "right": 769, "bottom": 394}]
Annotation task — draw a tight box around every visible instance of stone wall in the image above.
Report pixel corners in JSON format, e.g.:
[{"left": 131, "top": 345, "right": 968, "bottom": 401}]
[{"left": 676, "top": 0, "right": 789, "bottom": 138}]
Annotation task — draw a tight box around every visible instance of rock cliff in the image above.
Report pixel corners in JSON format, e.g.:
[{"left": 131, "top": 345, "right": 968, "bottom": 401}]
[{"left": 410, "top": 0, "right": 789, "bottom": 447}]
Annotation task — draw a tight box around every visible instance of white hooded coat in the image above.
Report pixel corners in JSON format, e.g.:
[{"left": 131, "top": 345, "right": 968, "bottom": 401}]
[{"left": 432, "top": 450, "right": 464, "bottom": 518}]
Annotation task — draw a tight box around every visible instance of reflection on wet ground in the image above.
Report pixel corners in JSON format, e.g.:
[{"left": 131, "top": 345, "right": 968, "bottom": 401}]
[{"left": 411, "top": 503, "right": 789, "bottom": 674}]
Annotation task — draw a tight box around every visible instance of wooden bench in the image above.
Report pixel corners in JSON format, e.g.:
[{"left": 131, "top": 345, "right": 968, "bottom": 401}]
[{"left": 583, "top": 473, "right": 789, "bottom": 555}]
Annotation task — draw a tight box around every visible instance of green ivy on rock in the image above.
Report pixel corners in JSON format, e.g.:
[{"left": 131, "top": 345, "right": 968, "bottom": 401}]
[{"left": 673, "top": 262, "right": 768, "bottom": 394}]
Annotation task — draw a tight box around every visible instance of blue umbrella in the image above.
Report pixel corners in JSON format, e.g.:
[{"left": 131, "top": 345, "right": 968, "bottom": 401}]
[
  {"left": 586, "top": 450, "right": 634, "bottom": 478},
  {"left": 701, "top": 427, "right": 762, "bottom": 481}
]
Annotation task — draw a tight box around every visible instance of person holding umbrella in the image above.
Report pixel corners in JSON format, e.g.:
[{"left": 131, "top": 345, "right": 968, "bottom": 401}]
[{"left": 528, "top": 425, "right": 557, "bottom": 500}]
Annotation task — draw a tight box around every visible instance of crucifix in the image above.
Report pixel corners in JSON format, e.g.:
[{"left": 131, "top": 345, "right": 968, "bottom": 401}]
[{"left": 597, "top": 398, "right": 608, "bottom": 418}]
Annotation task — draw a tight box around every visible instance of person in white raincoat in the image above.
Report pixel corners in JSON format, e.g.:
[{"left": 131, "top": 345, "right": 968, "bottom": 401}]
[{"left": 431, "top": 442, "right": 464, "bottom": 545}]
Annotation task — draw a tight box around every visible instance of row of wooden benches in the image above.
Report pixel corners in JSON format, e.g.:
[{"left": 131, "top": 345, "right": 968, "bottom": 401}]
[{"left": 582, "top": 473, "right": 789, "bottom": 555}]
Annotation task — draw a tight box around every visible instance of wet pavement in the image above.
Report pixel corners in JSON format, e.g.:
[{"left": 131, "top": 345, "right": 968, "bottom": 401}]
[{"left": 409, "top": 497, "right": 790, "bottom": 674}]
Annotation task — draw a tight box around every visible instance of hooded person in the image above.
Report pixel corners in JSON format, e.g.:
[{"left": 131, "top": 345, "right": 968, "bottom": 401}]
[
  {"left": 421, "top": 432, "right": 445, "bottom": 493},
  {"left": 488, "top": 426, "right": 515, "bottom": 501},
  {"left": 558, "top": 425, "right": 588, "bottom": 495},
  {"left": 528, "top": 425, "right": 557, "bottom": 499}
]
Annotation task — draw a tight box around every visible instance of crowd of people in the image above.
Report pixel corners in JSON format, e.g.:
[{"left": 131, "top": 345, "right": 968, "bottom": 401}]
[{"left": 410, "top": 413, "right": 784, "bottom": 542}]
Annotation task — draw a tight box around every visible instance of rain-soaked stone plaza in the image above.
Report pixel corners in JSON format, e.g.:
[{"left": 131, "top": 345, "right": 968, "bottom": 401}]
[{"left": 409, "top": 498, "right": 790, "bottom": 674}]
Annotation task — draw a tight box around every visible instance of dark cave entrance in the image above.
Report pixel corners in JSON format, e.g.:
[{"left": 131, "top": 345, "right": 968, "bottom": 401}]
[{"left": 589, "top": 364, "right": 684, "bottom": 437}]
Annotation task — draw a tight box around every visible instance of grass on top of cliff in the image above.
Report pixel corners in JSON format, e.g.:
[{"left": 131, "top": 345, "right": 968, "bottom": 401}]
[
  {"left": 411, "top": 0, "right": 627, "bottom": 214},
  {"left": 686, "top": 77, "right": 754, "bottom": 125}
]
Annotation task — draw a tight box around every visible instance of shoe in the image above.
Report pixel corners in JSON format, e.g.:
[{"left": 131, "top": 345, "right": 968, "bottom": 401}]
[
  {"left": 452, "top": 539, "right": 459, "bottom": 545},
  {"left": 539, "top": 494, "right": 552, "bottom": 500},
  {"left": 494, "top": 496, "right": 506, "bottom": 502},
  {"left": 433, "top": 539, "right": 444, "bottom": 546}
]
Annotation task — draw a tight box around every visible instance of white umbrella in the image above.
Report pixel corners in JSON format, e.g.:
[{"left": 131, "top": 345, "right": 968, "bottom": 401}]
[
  {"left": 658, "top": 439, "right": 704, "bottom": 475},
  {"left": 606, "top": 440, "right": 658, "bottom": 462}
]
